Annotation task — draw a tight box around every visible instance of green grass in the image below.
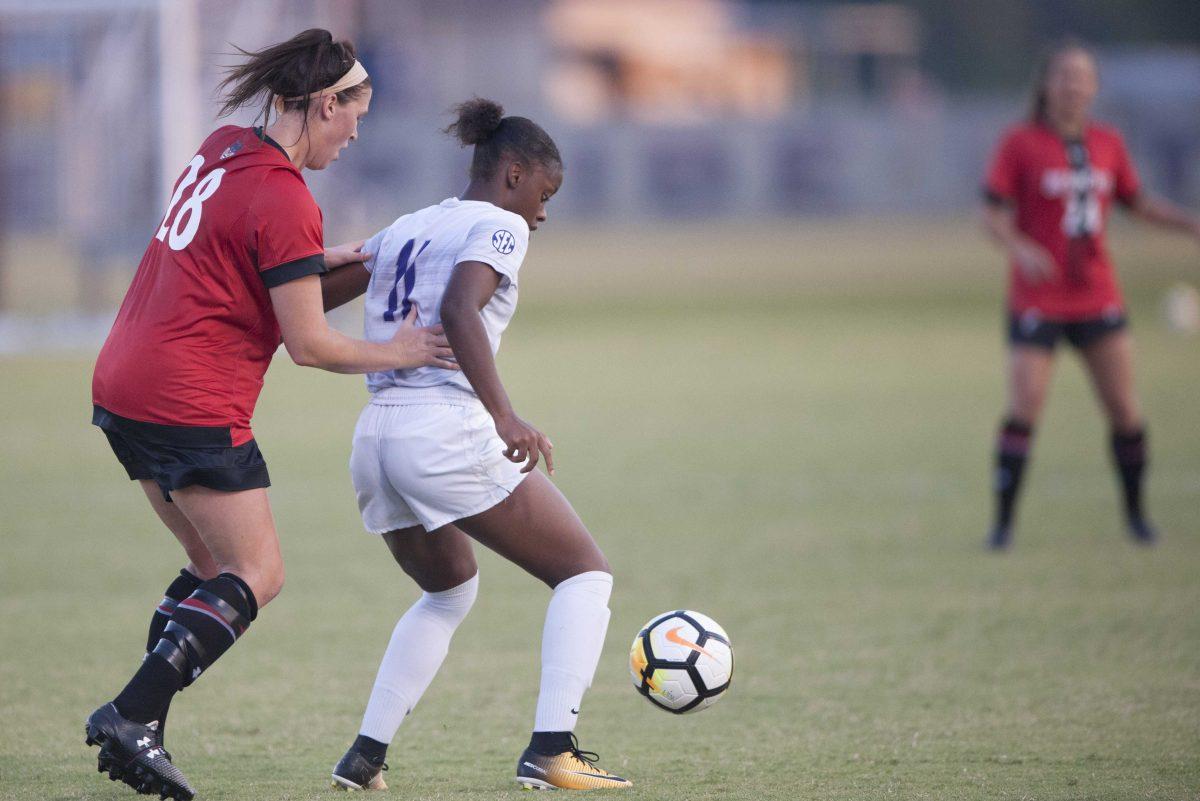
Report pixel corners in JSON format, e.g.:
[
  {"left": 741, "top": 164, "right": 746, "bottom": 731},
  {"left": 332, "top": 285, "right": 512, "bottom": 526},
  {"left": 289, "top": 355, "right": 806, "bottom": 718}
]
[{"left": 1, "top": 221, "right": 1198, "bottom": 800}]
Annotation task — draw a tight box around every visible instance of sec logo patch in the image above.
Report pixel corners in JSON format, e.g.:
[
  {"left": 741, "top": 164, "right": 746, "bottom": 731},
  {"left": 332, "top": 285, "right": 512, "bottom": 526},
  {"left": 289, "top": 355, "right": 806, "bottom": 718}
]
[{"left": 492, "top": 230, "right": 516, "bottom": 255}]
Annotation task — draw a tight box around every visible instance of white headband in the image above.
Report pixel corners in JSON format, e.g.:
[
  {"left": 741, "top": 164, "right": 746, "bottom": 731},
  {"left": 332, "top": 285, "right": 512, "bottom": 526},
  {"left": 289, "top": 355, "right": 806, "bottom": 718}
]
[{"left": 274, "top": 60, "right": 369, "bottom": 110}]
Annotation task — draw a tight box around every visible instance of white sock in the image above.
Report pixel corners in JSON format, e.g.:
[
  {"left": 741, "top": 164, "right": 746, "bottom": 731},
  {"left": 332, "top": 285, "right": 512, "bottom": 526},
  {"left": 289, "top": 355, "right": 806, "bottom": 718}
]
[
  {"left": 533, "top": 571, "right": 613, "bottom": 733},
  {"left": 358, "top": 573, "right": 478, "bottom": 744}
]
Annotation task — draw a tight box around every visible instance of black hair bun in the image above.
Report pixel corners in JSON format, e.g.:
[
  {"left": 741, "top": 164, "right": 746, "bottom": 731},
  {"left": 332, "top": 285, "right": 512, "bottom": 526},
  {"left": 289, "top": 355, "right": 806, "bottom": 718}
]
[{"left": 445, "top": 98, "right": 505, "bottom": 146}]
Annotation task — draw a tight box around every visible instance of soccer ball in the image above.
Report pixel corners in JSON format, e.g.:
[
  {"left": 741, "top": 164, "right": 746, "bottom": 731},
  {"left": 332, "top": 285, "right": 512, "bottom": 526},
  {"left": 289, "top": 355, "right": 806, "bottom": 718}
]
[
  {"left": 1162, "top": 282, "right": 1200, "bottom": 335},
  {"left": 629, "top": 610, "right": 733, "bottom": 714}
]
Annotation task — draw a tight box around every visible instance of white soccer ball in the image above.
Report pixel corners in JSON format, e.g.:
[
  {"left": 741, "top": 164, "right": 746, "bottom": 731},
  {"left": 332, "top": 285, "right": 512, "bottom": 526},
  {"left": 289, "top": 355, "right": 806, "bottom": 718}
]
[
  {"left": 629, "top": 610, "right": 733, "bottom": 714},
  {"left": 1162, "top": 282, "right": 1200, "bottom": 335}
]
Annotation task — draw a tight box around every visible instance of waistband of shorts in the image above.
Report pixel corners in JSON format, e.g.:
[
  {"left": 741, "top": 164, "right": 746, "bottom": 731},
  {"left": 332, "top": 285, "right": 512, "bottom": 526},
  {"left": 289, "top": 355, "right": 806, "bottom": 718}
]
[
  {"left": 92, "top": 405, "right": 235, "bottom": 447},
  {"left": 368, "top": 385, "right": 482, "bottom": 407}
]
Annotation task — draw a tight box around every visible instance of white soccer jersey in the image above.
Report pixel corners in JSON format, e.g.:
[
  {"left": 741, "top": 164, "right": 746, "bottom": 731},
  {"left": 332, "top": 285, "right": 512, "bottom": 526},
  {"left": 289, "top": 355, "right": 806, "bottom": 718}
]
[{"left": 361, "top": 198, "right": 530, "bottom": 394}]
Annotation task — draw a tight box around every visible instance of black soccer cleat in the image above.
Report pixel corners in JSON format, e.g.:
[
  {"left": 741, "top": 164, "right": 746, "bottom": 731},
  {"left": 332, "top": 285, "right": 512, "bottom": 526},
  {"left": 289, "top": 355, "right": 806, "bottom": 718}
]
[
  {"left": 1127, "top": 517, "right": 1158, "bottom": 546},
  {"left": 85, "top": 703, "right": 195, "bottom": 800},
  {"left": 331, "top": 745, "right": 388, "bottom": 791},
  {"left": 986, "top": 524, "right": 1012, "bottom": 551}
]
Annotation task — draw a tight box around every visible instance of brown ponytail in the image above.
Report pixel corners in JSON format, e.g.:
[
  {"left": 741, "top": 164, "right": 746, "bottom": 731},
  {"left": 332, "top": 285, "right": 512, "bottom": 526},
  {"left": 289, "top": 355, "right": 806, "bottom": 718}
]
[{"left": 217, "top": 28, "right": 370, "bottom": 124}]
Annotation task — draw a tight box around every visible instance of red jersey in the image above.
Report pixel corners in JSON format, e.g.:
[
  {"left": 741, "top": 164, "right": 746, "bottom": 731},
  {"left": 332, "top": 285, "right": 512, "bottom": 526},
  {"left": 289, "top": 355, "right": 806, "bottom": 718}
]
[
  {"left": 93, "top": 126, "right": 326, "bottom": 446},
  {"left": 985, "top": 121, "right": 1141, "bottom": 320}
]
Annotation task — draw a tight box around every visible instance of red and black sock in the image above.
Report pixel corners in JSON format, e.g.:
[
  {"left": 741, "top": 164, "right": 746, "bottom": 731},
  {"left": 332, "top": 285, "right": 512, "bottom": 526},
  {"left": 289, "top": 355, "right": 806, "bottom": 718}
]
[
  {"left": 147, "top": 569, "right": 204, "bottom": 653},
  {"left": 114, "top": 573, "right": 257, "bottom": 725},
  {"left": 994, "top": 419, "right": 1033, "bottom": 530},
  {"left": 1111, "top": 428, "right": 1147, "bottom": 523},
  {"left": 141, "top": 569, "right": 203, "bottom": 736}
]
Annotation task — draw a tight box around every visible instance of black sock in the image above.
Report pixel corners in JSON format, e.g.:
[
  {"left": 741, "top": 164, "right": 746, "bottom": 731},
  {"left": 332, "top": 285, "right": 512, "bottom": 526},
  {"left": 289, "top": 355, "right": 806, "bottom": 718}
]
[
  {"left": 113, "top": 573, "right": 257, "bottom": 725},
  {"left": 142, "top": 569, "right": 203, "bottom": 735},
  {"left": 353, "top": 734, "right": 388, "bottom": 765},
  {"left": 112, "top": 653, "right": 184, "bottom": 725},
  {"left": 1111, "top": 428, "right": 1147, "bottom": 522},
  {"left": 148, "top": 569, "right": 204, "bottom": 652},
  {"left": 529, "top": 731, "right": 573, "bottom": 756},
  {"left": 994, "top": 419, "right": 1033, "bottom": 529}
]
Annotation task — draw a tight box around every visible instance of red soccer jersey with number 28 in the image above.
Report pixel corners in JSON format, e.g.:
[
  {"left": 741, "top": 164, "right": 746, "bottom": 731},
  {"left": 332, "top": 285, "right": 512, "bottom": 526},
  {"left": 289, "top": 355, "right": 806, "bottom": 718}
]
[
  {"left": 93, "top": 126, "right": 326, "bottom": 446},
  {"left": 985, "top": 121, "right": 1141, "bottom": 320}
]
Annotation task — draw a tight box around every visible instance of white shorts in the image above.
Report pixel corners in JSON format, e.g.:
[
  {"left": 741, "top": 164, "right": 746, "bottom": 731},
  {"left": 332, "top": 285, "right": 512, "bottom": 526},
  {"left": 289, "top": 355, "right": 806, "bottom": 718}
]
[{"left": 350, "top": 387, "right": 527, "bottom": 533}]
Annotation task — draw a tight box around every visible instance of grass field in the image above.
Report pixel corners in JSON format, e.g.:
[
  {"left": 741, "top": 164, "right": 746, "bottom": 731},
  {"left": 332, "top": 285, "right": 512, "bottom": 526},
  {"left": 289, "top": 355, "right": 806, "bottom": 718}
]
[{"left": 1, "top": 221, "right": 1198, "bottom": 800}]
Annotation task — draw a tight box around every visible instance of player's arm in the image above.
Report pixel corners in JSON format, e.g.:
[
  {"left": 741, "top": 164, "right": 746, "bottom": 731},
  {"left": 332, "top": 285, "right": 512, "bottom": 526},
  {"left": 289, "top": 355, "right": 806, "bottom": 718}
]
[
  {"left": 320, "top": 263, "right": 371, "bottom": 312},
  {"left": 440, "top": 261, "right": 553, "bottom": 474},
  {"left": 270, "top": 275, "right": 457, "bottom": 374},
  {"left": 320, "top": 240, "right": 372, "bottom": 312},
  {"left": 1126, "top": 193, "right": 1200, "bottom": 243},
  {"left": 982, "top": 196, "right": 1055, "bottom": 283},
  {"left": 982, "top": 132, "right": 1054, "bottom": 282}
]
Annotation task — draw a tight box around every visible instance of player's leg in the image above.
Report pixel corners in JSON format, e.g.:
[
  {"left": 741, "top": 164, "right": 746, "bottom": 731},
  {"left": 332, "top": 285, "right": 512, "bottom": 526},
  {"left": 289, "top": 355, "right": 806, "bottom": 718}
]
[
  {"left": 990, "top": 340, "right": 1057, "bottom": 549},
  {"left": 332, "top": 524, "right": 479, "bottom": 791},
  {"left": 133, "top": 481, "right": 218, "bottom": 746},
  {"left": 138, "top": 480, "right": 221, "bottom": 581},
  {"left": 137, "top": 485, "right": 280, "bottom": 710},
  {"left": 84, "top": 430, "right": 228, "bottom": 799},
  {"left": 456, "top": 472, "right": 629, "bottom": 790},
  {"left": 459, "top": 471, "right": 608, "bottom": 587},
  {"left": 1078, "top": 328, "right": 1154, "bottom": 542},
  {"left": 90, "top": 487, "right": 279, "bottom": 798}
]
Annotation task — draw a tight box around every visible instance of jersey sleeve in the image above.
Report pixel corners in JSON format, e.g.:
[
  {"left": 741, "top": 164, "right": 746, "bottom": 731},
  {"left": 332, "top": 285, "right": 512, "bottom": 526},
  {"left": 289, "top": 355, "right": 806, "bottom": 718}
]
[
  {"left": 456, "top": 212, "right": 530, "bottom": 285},
  {"left": 1112, "top": 133, "right": 1141, "bottom": 206},
  {"left": 361, "top": 227, "right": 388, "bottom": 275},
  {"left": 984, "top": 130, "right": 1021, "bottom": 204},
  {"left": 247, "top": 168, "right": 327, "bottom": 288}
]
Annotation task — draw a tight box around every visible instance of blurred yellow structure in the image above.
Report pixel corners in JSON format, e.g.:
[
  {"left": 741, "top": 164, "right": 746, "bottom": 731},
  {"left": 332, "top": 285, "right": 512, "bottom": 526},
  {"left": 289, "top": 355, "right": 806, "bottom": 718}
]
[{"left": 543, "top": 0, "right": 795, "bottom": 122}]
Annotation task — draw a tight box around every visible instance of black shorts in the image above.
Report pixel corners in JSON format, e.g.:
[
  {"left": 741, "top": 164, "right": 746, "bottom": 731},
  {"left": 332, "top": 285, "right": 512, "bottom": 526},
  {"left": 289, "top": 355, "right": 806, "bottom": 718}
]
[
  {"left": 1008, "top": 311, "right": 1127, "bottom": 351},
  {"left": 93, "top": 405, "right": 270, "bottom": 502}
]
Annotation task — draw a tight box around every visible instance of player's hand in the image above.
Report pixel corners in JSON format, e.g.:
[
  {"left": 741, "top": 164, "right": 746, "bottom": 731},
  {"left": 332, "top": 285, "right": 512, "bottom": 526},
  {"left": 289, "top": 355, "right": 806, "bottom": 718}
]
[
  {"left": 390, "top": 305, "right": 458, "bottom": 370},
  {"left": 493, "top": 411, "right": 554, "bottom": 475},
  {"left": 1011, "top": 238, "right": 1055, "bottom": 283},
  {"left": 325, "top": 240, "right": 369, "bottom": 269}
]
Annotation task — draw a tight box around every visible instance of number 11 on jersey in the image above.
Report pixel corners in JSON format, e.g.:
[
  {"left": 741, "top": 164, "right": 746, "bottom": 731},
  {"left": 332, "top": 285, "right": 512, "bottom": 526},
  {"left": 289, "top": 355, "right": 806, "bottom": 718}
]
[{"left": 385, "top": 238, "right": 431, "bottom": 322}]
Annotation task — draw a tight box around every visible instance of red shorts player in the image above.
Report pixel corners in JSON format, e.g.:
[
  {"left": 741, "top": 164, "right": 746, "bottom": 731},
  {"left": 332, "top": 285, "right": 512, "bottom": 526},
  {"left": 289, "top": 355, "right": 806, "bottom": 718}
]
[
  {"left": 981, "top": 40, "right": 1200, "bottom": 550},
  {"left": 84, "top": 30, "right": 454, "bottom": 800}
]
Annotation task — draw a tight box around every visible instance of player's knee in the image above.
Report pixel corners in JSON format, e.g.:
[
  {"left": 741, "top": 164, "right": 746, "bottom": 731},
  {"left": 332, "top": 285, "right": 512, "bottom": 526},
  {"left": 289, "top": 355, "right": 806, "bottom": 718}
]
[
  {"left": 259, "top": 567, "right": 285, "bottom": 607},
  {"left": 400, "top": 553, "right": 477, "bottom": 595},
  {"left": 1006, "top": 397, "right": 1043, "bottom": 426},
  {"left": 184, "top": 557, "right": 220, "bottom": 581},
  {"left": 581, "top": 540, "right": 611, "bottom": 577},
  {"left": 1109, "top": 404, "right": 1143, "bottom": 434},
  {"left": 224, "top": 562, "right": 284, "bottom": 608},
  {"left": 589, "top": 553, "right": 612, "bottom": 576},
  {"left": 1009, "top": 384, "right": 1047, "bottom": 421},
  {"left": 547, "top": 554, "right": 611, "bottom": 589},
  {"left": 420, "top": 572, "right": 478, "bottom": 625},
  {"left": 443, "top": 555, "right": 479, "bottom": 588}
]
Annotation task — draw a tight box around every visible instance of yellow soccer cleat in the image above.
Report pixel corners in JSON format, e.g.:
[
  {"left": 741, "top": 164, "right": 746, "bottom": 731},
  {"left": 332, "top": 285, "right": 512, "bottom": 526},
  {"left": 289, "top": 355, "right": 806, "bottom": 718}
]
[{"left": 514, "top": 735, "right": 632, "bottom": 791}]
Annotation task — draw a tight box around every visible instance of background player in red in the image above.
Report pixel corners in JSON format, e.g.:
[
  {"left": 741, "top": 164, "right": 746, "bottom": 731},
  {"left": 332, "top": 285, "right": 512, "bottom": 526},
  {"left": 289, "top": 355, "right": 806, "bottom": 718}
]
[
  {"left": 83, "top": 30, "right": 454, "bottom": 800},
  {"left": 982, "top": 40, "right": 1200, "bottom": 550}
]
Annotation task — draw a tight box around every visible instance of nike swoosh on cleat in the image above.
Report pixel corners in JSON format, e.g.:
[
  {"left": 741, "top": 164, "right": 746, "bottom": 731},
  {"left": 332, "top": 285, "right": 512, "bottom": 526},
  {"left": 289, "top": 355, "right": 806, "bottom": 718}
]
[{"left": 566, "top": 771, "right": 628, "bottom": 781}]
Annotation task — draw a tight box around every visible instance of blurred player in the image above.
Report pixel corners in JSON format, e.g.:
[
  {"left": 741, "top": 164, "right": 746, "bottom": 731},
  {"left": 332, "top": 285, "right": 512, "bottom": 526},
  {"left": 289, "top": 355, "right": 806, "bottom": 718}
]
[
  {"left": 982, "top": 41, "right": 1200, "bottom": 549},
  {"left": 83, "top": 30, "right": 454, "bottom": 800},
  {"left": 328, "top": 99, "right": 631, "bottom": 792}
]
